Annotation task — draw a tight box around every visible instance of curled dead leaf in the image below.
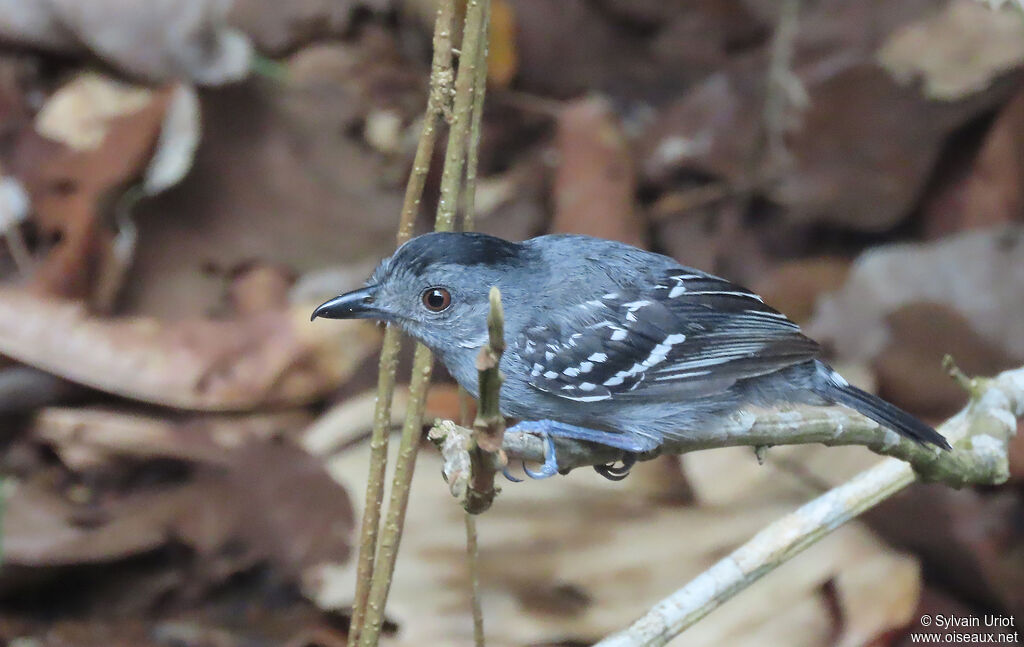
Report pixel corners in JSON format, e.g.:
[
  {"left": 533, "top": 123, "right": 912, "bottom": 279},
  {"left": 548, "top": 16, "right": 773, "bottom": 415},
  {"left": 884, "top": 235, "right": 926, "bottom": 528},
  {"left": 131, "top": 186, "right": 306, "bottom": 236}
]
[
  {"left": 0, "top": 0, "right": 251, "bottom": 85},
  {"left": 552, "top": 97, "right": 645, "bottom": 247},
  {"left": 0, "top": 288, "right": 379, "bottom": 410}
]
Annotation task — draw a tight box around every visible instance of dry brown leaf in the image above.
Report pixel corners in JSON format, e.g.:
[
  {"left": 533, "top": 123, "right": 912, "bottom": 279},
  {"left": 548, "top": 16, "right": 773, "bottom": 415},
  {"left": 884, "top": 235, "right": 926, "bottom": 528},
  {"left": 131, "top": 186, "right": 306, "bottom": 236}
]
[
  {"left": 0, "top": 288, "right": 379, "bottom": 410},
  {"left": 809, "top": 226, "right": 1024, "bottom": 367},
  {"left": 552, "top": 97, "right": 645, "bottom": 247},
  {"left": 123, "top": 43, "right": 418, "bottom": 317},
  {"left": 34, "top": 74, "right": 154, "bottom": 152},
  {"left": 640, "top": 0, "right": 1021, "bottom": 232},
  {"left": 15, "top": 80, "right": 173, "bottom": 303},
  {"left": 6, "top": 411, "right": 354, "bottom": 601},
  {"left": 874, "top": 303, "right": 1018, "bottom": 418},
  {"left": 32, "top": 406, "right": 312, "bottom": 471},
  {"left": 230, "top": 0, "right": 390, "bottom": 56},
  {"left": 487, "top": 0, "right": 519, "bottom": 87},
  {"left": 0, "top": 0, "right": 251, "bottom": 85},
  {"left": 878, "top": 0, "right": 1024, "bottom": 101},
  {"left": 868, "top": 486, "right": 1024, "bottom": 622},
  {"left": 925, "top": 85, "right": 1024, "bottom": 238},
  {"left": 751, "top": 257, "right": 851, "bottom": 324}
]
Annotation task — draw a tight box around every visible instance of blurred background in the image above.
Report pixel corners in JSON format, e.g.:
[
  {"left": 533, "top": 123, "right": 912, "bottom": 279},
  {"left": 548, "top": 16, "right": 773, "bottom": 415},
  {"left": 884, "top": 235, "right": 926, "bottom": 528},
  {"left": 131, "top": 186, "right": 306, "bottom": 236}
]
[{"left": 0, "top": 0, "right": 1022, "bottom": 645}]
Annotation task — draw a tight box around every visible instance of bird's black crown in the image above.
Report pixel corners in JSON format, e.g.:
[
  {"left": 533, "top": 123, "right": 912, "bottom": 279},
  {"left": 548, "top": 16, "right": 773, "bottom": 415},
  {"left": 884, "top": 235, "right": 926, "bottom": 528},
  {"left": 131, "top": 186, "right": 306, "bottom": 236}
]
[{"left": 392, "top": 232, "right": 525, "bottom": 275}]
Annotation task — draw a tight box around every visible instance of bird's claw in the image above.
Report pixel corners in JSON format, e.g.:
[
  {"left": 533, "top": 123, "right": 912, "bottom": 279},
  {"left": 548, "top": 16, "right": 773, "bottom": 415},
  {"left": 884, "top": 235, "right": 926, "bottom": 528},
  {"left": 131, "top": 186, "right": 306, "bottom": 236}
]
[
  {"left": 594, "top": 453, "right": 637, "bottom": 481},
  {"left": 501, "top": 466, "right": 523, "bottom": 482},
  {"left": 503, "top": 430, "right": 560, "bottom": 481}
]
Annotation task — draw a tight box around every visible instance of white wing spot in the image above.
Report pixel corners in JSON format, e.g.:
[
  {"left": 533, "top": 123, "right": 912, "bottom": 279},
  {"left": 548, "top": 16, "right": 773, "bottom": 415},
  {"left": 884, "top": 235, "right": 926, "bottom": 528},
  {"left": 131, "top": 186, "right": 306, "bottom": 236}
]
[
  {"left": 543, "top": 370, "right": 558, "bottom": 379},
  {"left": 564, "top": 367, "right": 580, "bottom": 377},
  {"left": 653, "top": 369, "right": 710, "bottom": 381},
  {"left": 668, "top": 285, "right": 687, "bottom": 298},
  {"left": 688, "top": 290, "right": 764, "bottom": 302},
  {"left": 579, "top": 361, "right": 594, "bottom": 373},
  {"left": 578, "top": 382, "right": 597, "bottom": 391},
  {"left": 588, "top": 352, "right": 608, "bottom": 362},
  {"left": 623, "top": 300, "right": 651, "bottom": 310},
  {"left": 610, "top": 328, "right": 628, "bottom": 341},
  {"left": 545, "top": 351, "right": 555, "bottom": 361},
  {"left": 603, "top": 375, "right": 625, "bottom": 386},
  {"left": 564, "top": 393, "right": 611, "bottom": 402}
]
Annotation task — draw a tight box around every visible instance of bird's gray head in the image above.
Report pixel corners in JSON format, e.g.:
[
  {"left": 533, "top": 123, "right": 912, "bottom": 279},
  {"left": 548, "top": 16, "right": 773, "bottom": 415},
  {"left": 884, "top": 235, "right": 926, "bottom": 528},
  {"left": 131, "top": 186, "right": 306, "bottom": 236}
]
[{"left": 311, "top": 232, "right": 531, "bottom": 363}]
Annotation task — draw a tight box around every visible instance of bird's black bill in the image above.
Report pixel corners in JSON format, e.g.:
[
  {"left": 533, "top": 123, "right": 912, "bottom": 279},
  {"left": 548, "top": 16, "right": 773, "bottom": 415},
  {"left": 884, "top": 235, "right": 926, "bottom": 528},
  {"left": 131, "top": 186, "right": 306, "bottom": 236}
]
[{"left": 311, "top": 287, "right": 380, "bottom": 321}]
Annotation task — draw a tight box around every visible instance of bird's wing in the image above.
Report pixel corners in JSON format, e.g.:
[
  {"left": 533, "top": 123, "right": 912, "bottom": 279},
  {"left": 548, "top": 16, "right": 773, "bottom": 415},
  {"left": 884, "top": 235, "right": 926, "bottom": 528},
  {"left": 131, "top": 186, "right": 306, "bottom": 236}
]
[{"left": 516, "top": 268, "right": 820, "bottom": 403}]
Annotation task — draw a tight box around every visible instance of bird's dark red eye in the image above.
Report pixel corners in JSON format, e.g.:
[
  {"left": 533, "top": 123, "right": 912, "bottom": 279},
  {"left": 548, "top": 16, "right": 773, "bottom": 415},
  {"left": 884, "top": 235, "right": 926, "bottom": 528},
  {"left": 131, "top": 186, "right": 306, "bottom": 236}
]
[{"left": 421, "top": 287, "right": 451, "bottom": 312}]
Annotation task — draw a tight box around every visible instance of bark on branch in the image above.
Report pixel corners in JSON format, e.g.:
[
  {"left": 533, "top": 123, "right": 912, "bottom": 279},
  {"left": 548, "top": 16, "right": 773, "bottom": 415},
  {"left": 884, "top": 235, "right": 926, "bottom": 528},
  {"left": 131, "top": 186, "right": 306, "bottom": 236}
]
[{"left": 594, "top": 364, "right": 1022, "bottom": 646}]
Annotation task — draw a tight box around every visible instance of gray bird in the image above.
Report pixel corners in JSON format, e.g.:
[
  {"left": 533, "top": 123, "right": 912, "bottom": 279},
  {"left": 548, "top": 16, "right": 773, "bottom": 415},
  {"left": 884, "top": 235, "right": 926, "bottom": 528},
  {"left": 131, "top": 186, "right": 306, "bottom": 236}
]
[{"left": 312, "top": 232, "right": 950, "bottom": 479}]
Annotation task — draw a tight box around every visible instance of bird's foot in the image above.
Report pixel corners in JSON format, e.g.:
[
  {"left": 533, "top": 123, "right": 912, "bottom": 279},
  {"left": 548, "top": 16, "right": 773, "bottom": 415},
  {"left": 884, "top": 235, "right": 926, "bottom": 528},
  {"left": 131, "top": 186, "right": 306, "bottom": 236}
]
[
  {"left": 502, "top": 429, "right": 559, "bottom": 481},
  {"left": 502, "top": 420, "right": 657, "bottom": 482},
  {"left": 594, "top": 453, "right": 637, "bottom": 481}
]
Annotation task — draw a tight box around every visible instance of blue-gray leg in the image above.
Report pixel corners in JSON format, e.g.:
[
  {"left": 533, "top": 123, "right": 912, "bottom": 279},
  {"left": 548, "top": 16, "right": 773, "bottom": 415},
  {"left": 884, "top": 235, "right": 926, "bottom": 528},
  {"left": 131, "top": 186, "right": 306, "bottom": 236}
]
[{"left": 502, "top": 419, "right": 659, "bottom": 481}]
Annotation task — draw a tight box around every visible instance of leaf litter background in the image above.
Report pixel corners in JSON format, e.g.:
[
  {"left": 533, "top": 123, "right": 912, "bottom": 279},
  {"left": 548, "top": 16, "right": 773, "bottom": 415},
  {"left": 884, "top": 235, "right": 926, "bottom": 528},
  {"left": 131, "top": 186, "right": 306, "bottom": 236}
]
[{"left": 0, "top": 0, "right": 1022, "bottom": 645}]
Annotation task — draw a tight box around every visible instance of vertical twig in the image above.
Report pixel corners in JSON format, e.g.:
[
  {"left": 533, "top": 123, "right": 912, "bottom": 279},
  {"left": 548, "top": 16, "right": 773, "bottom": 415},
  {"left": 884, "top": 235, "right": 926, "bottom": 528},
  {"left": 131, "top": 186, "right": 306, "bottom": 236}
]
[
  {"left": 437, "top": 0, "right": 491, "bottom": 226},
  {"left": 347, "top": 3, "right": 457, "bottom": 646},
  {"left": 464, "top": 512, "right": 485, "bottom": 646},
  {"left": 346, "top": 325, "right": 401, "bottom": 647},
  {"left": 460, "top": 5, "right": 492, "bottom": 643},
  {"left": 463, "top": 287, "right": 506, "bottom": 512},
  {"left": 462, "top": 0, "right": 492, "bottom": 232},
  {"left": 356, "top": 1, "right": 493, "bottom": 644},
  {"left": 359, "top": 343, "right": 436, "bottom": 647}
]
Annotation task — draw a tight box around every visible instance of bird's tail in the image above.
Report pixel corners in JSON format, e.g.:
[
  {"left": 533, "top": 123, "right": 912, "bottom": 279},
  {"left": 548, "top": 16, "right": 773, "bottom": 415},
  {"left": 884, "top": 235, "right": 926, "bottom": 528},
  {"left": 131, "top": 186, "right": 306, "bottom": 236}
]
[{"left": 811, "top": 362, "right": 951, "bottom": 450}]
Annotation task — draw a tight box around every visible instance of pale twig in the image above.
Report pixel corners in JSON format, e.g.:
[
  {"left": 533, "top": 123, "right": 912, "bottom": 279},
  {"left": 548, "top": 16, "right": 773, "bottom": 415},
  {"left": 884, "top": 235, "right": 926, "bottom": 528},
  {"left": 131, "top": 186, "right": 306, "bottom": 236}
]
[
  {"left": 464, "top": 512, "right": 485, "bottom": 647},
  {"left": 462, "top": 0, "right": 491, "bottom": 232},
  {"left": 357, "top": 0, "right": 492, "bottom": 644},
  {"left": 359, "top": 344, "right": 435, "bottom": 647},
  {"left": 437, "top": 0, "right": 491, "bottom": 225},
  {"left": 348, "top": 3, "right": 457, "bottom": 646},
  {"left": 591, "top": 364, "right": 1023, "bottom": 647}
]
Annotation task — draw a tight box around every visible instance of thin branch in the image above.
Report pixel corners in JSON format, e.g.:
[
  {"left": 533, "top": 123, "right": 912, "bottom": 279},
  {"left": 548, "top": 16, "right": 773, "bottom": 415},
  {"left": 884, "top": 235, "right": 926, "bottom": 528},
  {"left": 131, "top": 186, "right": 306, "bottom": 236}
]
[
  {"left": 465, "top": 286, "right": 506, "bottom": 514},
  {"left": 356, "top": 1, "right": 492, "bottom": 644},
  {"left": 462, "top": 0, "right": 491, "bottom": 232},
  {"left": 464, "top": 512, "right": 485, "bottom": 647},
  {"left": 457, "top": 7, "right": 492, "bottom": 642},
  {"left": 348, "top": 3, "right": 457, "bottom": 646},
  {"left": 437, "top": 0, "right": 491, "bottom": 226},
  {"left": 346, "top": 325, "right": 401, "bottom": 647},
  {"left": 499, "top": 389, "right": 1013, "bottom": 488},
  {"left": 593, "top": 365, "right": 1023, "bottom": 647},
  {"left": 359, "top": 343, "right": 435, "bottom": 647}
]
